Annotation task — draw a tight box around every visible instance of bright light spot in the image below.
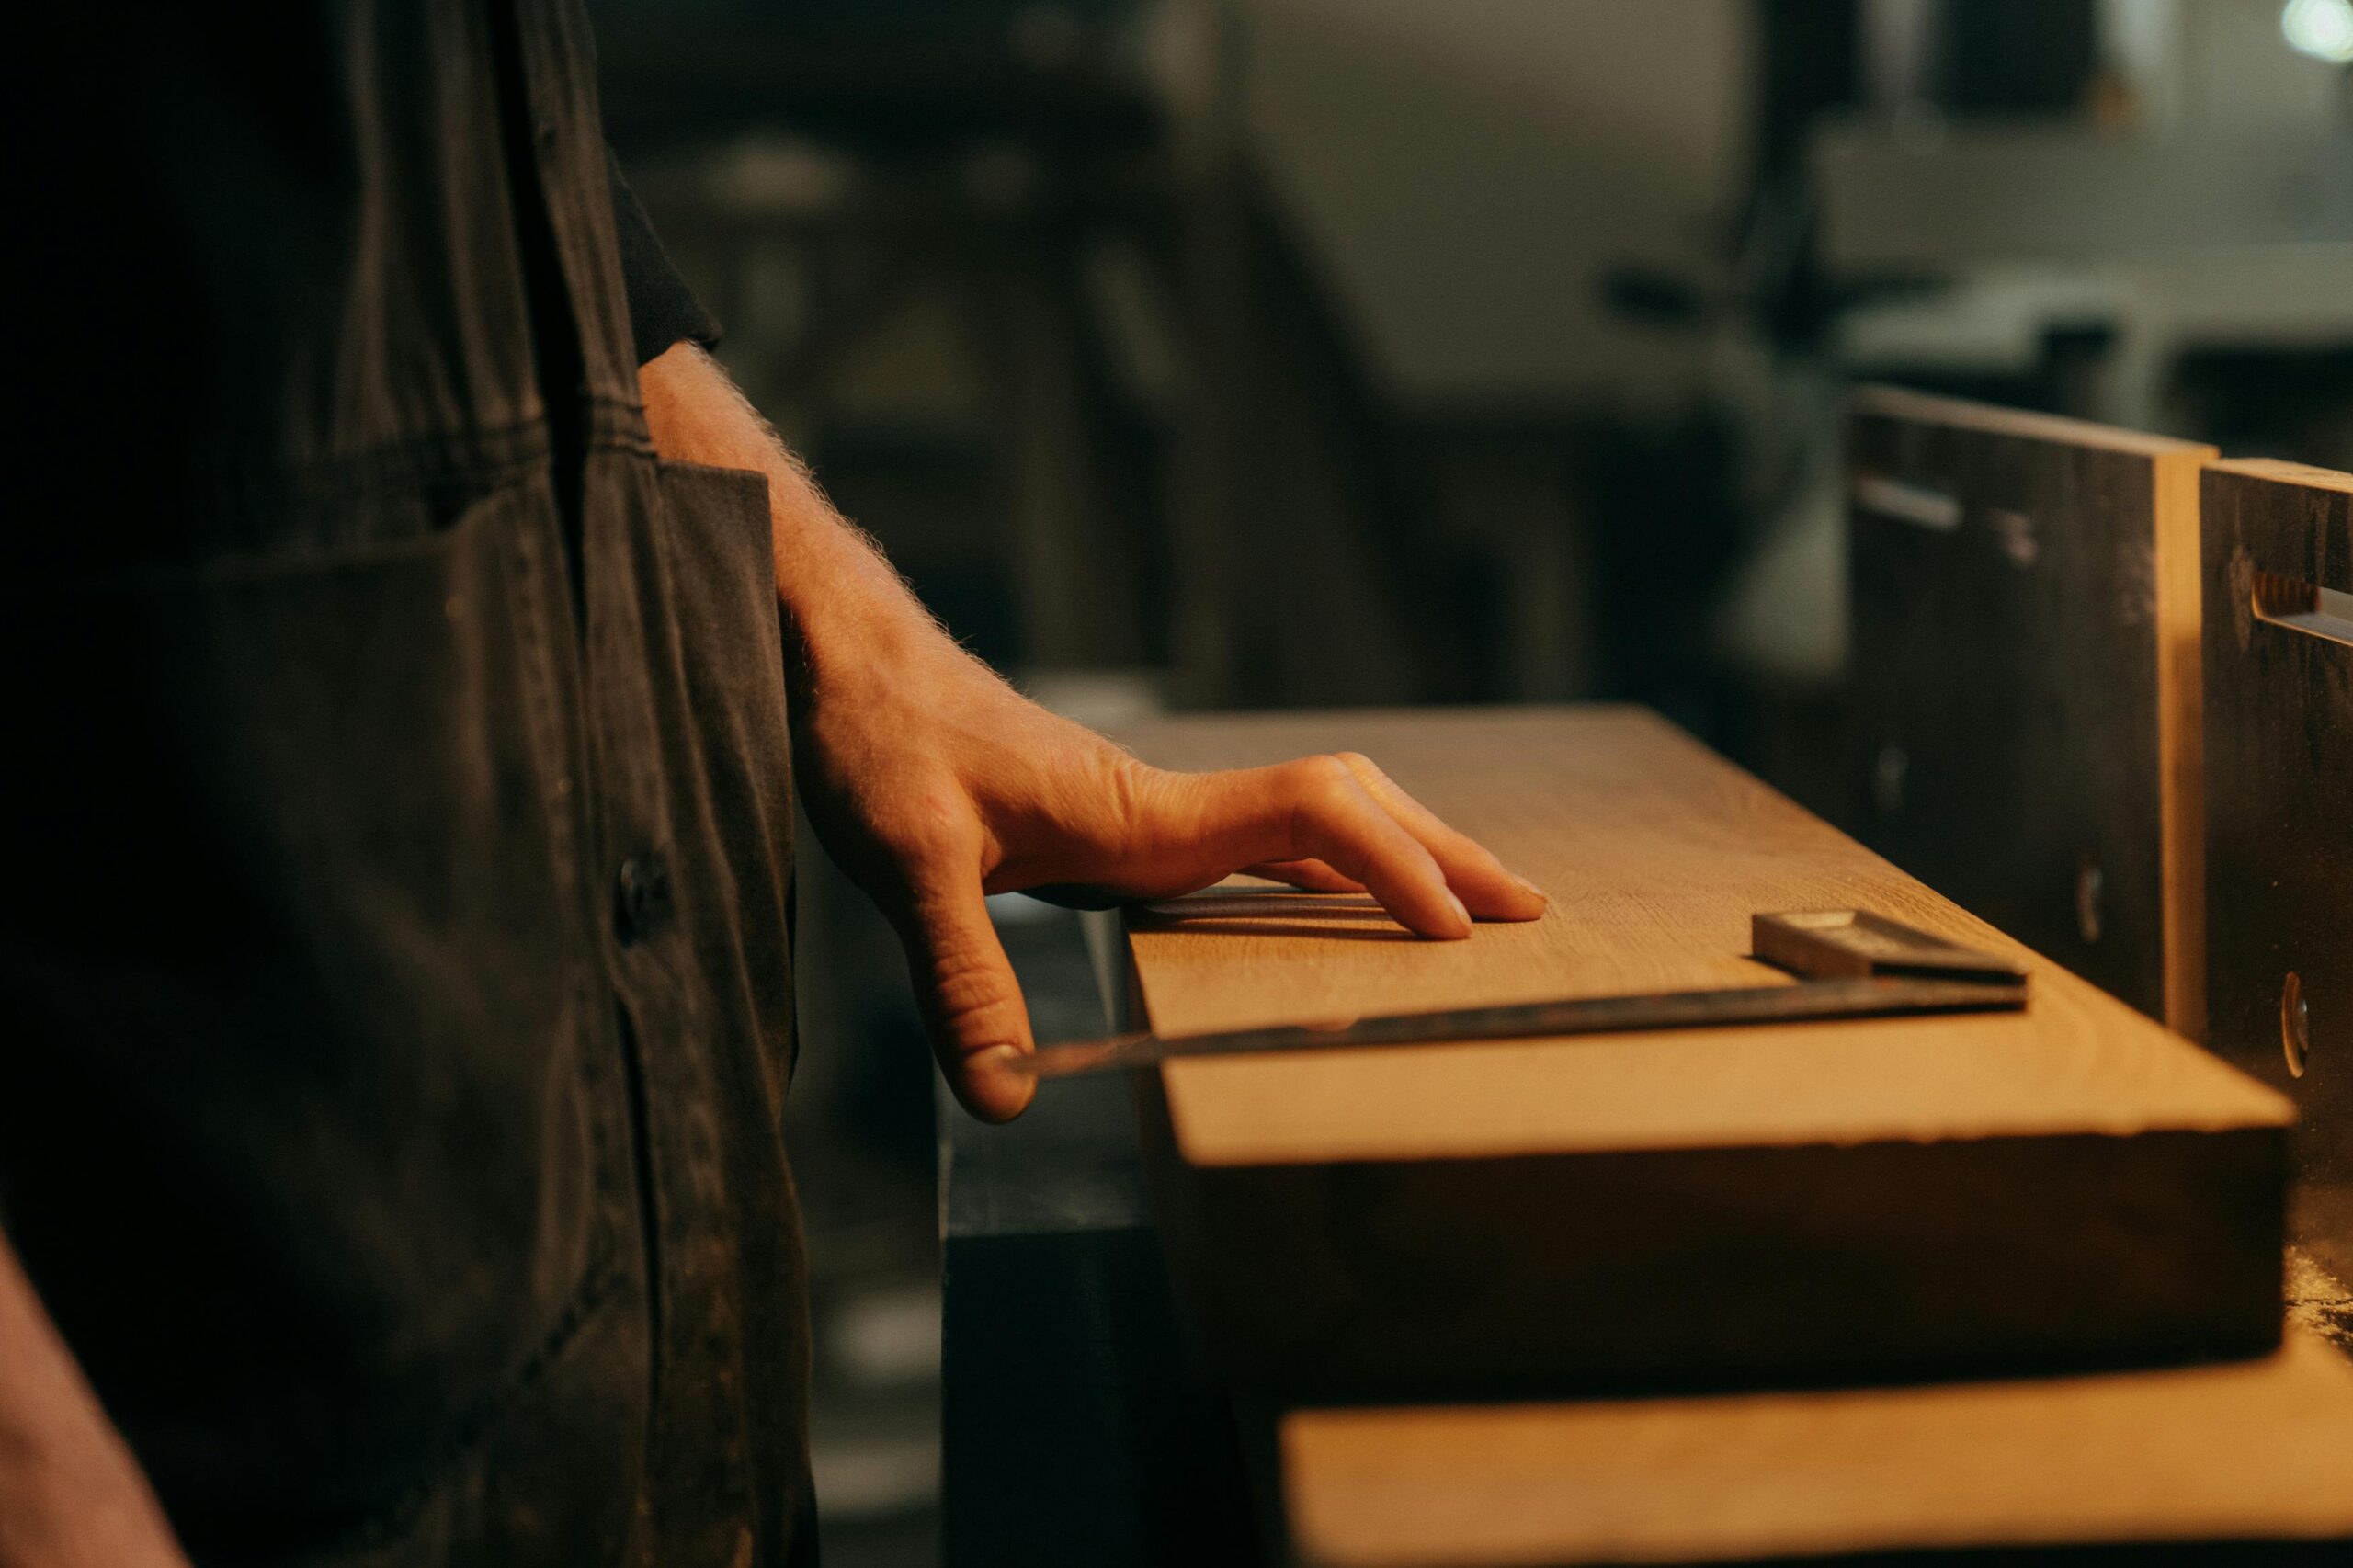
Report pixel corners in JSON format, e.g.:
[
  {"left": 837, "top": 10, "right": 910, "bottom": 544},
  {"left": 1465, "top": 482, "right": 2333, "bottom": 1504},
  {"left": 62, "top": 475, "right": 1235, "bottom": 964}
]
[{"left": 2282, "top": 0, "right": 2353, "bottom": 64}]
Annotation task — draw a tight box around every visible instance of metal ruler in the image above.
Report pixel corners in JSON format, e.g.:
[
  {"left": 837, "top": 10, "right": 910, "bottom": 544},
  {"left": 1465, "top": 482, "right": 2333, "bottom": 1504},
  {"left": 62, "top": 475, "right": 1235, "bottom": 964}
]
[{"left": 1017, "top": 909, "right": 2029, "bottom": 1081}]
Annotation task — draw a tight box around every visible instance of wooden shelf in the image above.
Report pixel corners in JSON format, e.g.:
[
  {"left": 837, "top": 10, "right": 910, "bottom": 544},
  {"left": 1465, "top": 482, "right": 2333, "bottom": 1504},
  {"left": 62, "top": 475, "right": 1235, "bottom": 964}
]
[{"left": 1279, "top": 1331, "right": 2353, "bottom": 1566}]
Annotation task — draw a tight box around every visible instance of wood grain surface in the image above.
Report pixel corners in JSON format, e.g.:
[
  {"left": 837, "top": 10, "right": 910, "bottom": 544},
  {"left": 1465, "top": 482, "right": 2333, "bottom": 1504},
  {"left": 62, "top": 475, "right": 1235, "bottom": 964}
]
[
  {"left": 2201, "top": 460, "right": 2353, "bottom": 1290},
  {"left": 1279, "top": 1331, "right": 2353, "bottom": 1566},
  {"left": 1113, "top": 707, "right": 2290, "bottom": 1395},
  {"left": 1844, "top": 386, "right": 2214, "bottom": 1035}
]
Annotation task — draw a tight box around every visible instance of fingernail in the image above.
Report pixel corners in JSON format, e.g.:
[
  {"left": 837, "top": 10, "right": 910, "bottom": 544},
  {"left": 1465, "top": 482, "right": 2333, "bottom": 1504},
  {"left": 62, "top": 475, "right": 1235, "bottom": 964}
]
[
  {"left": 1445, "top": 890, "right": 1472, "bottom": 929},
  {"left": 1511, "top": 873, "right": 1549, "bottom": 903}
]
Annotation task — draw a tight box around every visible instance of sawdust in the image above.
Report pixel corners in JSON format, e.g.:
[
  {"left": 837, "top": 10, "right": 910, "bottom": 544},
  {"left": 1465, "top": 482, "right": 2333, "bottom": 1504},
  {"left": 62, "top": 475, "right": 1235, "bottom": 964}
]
[{"left": 2286, "top": 1247, "right": 2353, "bottom": 1358}]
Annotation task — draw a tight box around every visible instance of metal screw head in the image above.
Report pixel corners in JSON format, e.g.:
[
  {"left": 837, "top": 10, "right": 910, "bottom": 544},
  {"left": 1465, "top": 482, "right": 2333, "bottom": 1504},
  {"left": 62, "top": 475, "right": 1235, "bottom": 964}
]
[
  {"left": 2283, "top": 971, "right": 2311, "bottom": 1079},
  {"left": 2075, "top": 858, "right": 2104, "bottom": 946}
]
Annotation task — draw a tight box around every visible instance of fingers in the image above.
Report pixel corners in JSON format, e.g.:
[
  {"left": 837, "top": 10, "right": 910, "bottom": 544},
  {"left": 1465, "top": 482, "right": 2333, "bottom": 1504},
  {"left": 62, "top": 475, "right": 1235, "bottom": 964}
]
[
  {"left": 891, "top": 863, "right": 1037, "bottom": 1123},
  {"left": 1334, "top": 753, "right": 1548, "bottom": 923},
  {"left": 1150, "top": 753, "right": 1546, "bottom": 936},
  {"left": 1189, "top": 758, "right": 1472, "bottom": 939},
  {"left": 1236, "top": 858, "right": 1367, "bottom": 893}
]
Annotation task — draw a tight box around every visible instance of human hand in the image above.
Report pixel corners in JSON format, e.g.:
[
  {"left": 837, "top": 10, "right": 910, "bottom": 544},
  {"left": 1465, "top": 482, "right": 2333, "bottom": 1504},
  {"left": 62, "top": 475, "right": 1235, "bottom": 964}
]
[
  {"left": 792, "top": 625, "right": 1546, "bottom": 1122},
  {"left": 632, "top": 341, "right": 1543, "bottom": 1122}
]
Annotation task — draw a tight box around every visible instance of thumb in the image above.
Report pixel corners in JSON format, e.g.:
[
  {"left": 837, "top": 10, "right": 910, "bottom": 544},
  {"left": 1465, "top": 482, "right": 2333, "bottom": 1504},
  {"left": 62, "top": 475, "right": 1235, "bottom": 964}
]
[{"left": 892, "top": 865, "right": 1037, "bottom": 1123}]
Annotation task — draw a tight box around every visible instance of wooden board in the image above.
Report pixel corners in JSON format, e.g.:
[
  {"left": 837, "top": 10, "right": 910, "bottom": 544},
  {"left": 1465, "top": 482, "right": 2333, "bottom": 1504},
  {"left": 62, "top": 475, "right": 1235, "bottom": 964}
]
[
  {"left": 2201, "top": 460, "right": 2353, "bottom": 1289},
  {"left": 1114, "top": 707, "right": 2290, "bottom": 1396},
  {"left": 1845, "top": 386, "right": 2213, "bottom": 1033},
  {"left": 1279, "top": 1331, "right": 2353, "bottom": 1566}
]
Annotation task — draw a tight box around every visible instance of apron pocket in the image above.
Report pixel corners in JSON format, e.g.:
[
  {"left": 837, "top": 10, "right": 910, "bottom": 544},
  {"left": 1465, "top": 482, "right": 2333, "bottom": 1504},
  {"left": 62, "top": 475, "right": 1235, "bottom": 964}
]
[{"left": 0, "top": 482, "right": 639, "bottom": 1551}]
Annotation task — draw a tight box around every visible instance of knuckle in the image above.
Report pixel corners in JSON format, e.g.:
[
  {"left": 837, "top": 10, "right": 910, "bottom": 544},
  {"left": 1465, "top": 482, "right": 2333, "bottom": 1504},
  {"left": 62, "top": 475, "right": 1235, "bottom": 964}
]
[
  {"left": 1282, "top": 765, "right": 1354, "bottom": 851},
  {"left": 1299, "top": 753, "right": 1358, "bottom": 798},
  {"left": 926, "top": 951, "right": 1012, "bottom": 1033},
  {"left": 1105, "top": 756, "right": 1160, "bottom": 847},
  {"left": 1335, "top": 751, "right": 1404, "bottom": 802},
  {"left": 1065, "top": 756, "right": 1172, "bottom": 872}
]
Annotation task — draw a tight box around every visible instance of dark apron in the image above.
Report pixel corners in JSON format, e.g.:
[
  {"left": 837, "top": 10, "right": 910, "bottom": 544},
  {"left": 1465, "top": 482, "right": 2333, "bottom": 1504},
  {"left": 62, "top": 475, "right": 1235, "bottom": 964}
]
[{"left": 0, "top": 4, "right": 813, "bottom": 1563}]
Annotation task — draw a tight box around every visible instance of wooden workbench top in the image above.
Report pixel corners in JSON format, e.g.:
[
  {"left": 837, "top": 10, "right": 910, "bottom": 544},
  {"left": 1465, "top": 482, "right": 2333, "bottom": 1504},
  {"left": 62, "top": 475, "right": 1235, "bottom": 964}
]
[
  {"left": 1279, "top": 1331, "right": 2353, "bottom": 1566},
  {"left": 1108, "top": 706, "right": 2290, "bottom": 1399},
  {"left": 1118, "top": 707, "right": 2285, "bottom": 1170},
  {"left": 1097, "top": 705, "right": 2344, "bottom": 1560}
]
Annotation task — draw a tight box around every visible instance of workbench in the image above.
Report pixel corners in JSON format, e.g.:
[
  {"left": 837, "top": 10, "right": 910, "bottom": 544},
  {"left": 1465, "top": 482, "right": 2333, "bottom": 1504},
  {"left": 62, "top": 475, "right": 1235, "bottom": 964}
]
[
  {"left": 938, "top": 900, "right": 1257, "bottom": 1564},
  {"left": 937, "top": 708, "right": 2353, "bottom": 1567}
]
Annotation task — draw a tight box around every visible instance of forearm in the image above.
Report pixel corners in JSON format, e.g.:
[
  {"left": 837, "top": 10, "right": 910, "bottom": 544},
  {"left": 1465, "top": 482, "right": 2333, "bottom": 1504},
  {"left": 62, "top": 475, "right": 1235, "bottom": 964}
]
[
  {"left": 637, "top": 342, "right": 967, "bottom": 699},
  {"left": 0, "top": 1230, "right": 188, "bottom": 1568}
]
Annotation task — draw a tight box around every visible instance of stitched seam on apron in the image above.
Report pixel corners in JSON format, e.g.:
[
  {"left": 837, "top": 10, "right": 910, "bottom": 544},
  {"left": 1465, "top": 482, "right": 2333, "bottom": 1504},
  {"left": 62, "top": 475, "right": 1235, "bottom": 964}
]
[
  {"left": 321, "top": 1243, "right": 630, "bottom": 1552},
  {"left": 225, "top": 482, "right": 641, "bottom": 1560},
  {"left": 177, "top": 397, "right": 655, "bottom": 513}
]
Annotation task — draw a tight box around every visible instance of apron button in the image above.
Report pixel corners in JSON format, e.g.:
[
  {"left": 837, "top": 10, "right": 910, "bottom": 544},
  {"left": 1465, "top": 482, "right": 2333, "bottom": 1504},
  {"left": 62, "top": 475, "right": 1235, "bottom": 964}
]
[{"left": 615, "top": 853, "right": 673, "bottom": 945}]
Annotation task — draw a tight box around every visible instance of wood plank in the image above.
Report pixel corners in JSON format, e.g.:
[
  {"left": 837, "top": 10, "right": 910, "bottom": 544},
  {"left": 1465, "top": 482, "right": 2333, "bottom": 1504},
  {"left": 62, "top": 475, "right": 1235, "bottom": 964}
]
[
  {"left": 1113, "top": 707, "right": 2290, "bottom": 1395},
  {"left": 1279, "top": 1331, "right": 2353, "bottom": 1566},
  {"left": 2201, "top": 460, "right": 2353, "bottom": 1289},
  {"left": 1844, "top": 386, "right": 2214, "bottom": 1034}
]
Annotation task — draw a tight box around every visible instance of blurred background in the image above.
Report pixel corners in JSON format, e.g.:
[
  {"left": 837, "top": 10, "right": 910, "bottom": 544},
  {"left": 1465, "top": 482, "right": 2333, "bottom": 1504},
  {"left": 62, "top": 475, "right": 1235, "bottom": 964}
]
[{"left": 593, "top": 2, "right": 2352, "bottom": 1560}]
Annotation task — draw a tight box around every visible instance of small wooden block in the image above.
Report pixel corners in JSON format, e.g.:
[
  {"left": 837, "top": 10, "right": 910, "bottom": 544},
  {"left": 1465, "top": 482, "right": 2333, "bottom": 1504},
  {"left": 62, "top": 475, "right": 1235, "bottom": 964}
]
[
  {"left": 1845, "top": 387, "right": 2214, "bottom": 1033},
  {"left": 2201, "top": 460, "right": 2353, "bottom": 1288},
  {"left": 1117, "top": 708, "right": 2289, "bottom": 1396},
  {"left": 1279, "top": 1332, "right": 2353, "bottom": 1566}
]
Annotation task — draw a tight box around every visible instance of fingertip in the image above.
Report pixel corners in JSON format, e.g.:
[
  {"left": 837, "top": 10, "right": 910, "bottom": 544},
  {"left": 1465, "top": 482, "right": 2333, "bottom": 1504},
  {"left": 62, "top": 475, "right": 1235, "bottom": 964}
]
[
  {"left": 958, "top": 1043, "right": 1038, "bottom": 1123},
  {"left": 1493, "top": 874, "right": 1550, "bottom": 921},
  {"left": 1448, "top": 866, "right": 1550, "bottom": 923},
  {"left": 1399, "top": 888, "right": 1472, "bottom": 940}
]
